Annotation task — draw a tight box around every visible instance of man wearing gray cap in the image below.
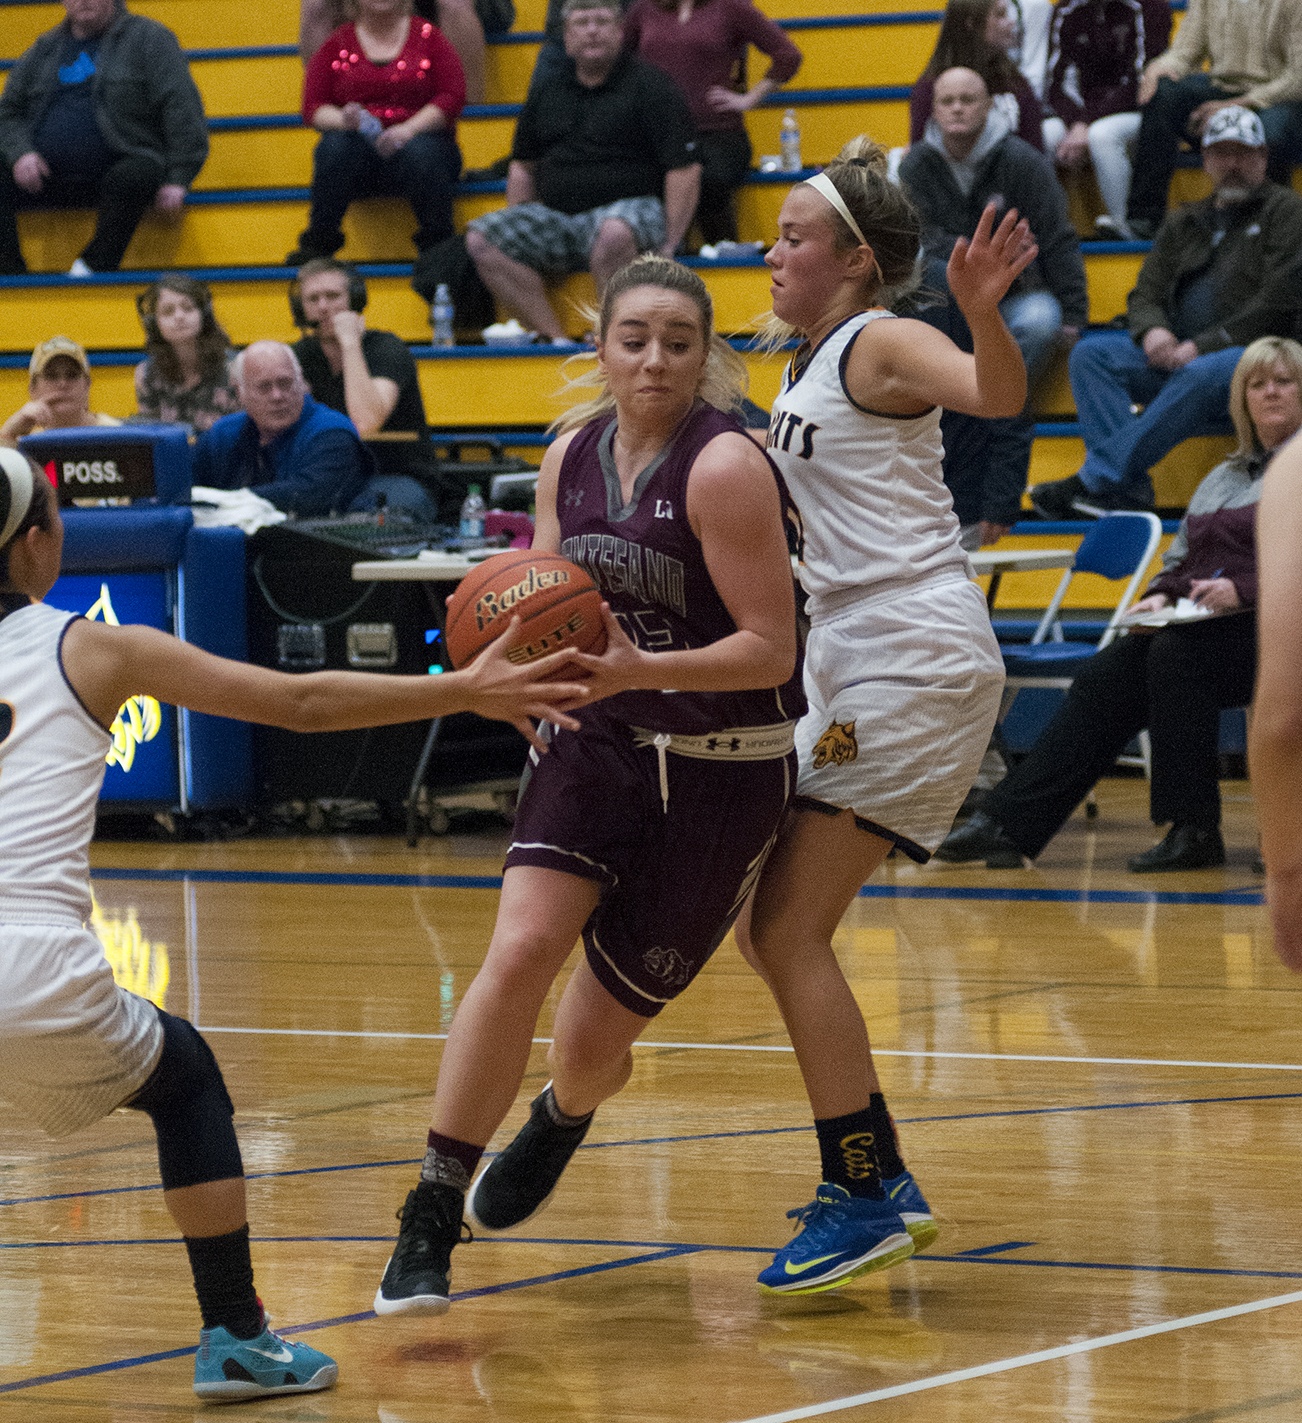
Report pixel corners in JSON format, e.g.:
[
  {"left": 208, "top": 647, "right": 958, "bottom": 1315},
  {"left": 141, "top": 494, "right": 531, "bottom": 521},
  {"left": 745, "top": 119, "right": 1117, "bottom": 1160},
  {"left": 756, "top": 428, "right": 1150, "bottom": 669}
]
[
  {"left": 1030, "top": 106, "right": 1302, "bottom": 518},
  {"left": 1126, "top": 0, "right": 1302, "bottom": 239}
]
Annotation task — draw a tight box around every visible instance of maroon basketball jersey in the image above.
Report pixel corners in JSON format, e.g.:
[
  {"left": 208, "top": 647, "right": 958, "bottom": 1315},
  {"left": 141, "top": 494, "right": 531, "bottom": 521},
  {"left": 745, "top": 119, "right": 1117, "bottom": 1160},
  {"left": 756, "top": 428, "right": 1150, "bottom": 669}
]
[{"left": 557, "top": 400, "right": 805, "bottom": 734}]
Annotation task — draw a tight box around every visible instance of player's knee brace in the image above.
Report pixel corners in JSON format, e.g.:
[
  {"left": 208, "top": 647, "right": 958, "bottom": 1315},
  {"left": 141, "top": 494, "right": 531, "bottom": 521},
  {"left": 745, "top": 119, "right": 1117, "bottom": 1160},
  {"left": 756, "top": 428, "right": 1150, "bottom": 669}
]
[{"left": 127, "top": 1011, "right": 243, "bottom": 1191}]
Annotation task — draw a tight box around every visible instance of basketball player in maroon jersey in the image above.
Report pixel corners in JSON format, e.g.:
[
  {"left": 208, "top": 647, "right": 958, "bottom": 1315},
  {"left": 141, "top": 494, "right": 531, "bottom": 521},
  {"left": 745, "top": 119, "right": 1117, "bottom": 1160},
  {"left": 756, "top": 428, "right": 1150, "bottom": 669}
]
[{"left": 374, "top": 254, "right": 806, "bottom": 1316}]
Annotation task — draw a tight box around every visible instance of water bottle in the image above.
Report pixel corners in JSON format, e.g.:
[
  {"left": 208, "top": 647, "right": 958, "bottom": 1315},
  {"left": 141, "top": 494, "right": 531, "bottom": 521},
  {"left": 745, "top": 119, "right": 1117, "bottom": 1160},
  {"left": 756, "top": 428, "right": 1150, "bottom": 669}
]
[
  {"left": 431, "top": 282, "right": 455, "bottom": 348},
  {"left": 459, "top": 483, "right": 486, "bottom": 544},
  {"left": 780, "top": 109, "right": 802, "bottom": 173}
]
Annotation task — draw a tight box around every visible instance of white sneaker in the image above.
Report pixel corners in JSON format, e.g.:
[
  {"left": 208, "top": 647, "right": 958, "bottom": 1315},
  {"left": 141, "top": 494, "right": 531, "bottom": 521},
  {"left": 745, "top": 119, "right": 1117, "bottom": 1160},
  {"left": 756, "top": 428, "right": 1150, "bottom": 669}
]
[{"left": 67, "top": 258, "right": 93, "bottom": 277}]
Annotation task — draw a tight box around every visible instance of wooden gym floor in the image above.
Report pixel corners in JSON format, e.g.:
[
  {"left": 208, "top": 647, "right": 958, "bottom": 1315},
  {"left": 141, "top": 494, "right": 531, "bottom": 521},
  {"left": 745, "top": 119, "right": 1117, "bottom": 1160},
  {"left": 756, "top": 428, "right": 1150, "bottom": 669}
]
[{"left": 2, "top": 777, "right": 1298, "bottom": 1422}]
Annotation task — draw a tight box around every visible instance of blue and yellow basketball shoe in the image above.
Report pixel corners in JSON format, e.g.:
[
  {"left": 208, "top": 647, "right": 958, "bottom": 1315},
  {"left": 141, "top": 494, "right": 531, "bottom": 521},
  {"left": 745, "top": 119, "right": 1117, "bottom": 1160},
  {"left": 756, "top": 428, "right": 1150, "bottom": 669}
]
[
  {"left": 884, "top": 1169, "right": 939, "bottom": 1251},
  {"left": 193, "top": 1319, "right": 337, "bottom": 1401},
  {"left": 757, "top": 1183, "right": 915, "bottom": 1295}
]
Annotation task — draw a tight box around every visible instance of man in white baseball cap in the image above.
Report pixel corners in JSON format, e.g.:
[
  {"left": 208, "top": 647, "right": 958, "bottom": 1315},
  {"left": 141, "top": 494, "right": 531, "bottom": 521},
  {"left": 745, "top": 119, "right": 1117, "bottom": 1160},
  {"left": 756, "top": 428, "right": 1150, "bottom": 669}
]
[
  {"left": 1125, "top": 0, "right": 1302, "bottom": 240},
  {"left": 1031, "top": 103, "right": 1302, "bottom": 519}
]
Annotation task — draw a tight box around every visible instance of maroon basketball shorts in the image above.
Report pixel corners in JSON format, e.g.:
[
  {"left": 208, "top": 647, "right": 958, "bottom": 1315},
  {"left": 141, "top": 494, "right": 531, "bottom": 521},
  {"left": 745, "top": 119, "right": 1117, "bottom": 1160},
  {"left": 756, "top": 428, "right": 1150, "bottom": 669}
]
[{"left": 505, "top": 711, "right": 797, "bottom": 1016}]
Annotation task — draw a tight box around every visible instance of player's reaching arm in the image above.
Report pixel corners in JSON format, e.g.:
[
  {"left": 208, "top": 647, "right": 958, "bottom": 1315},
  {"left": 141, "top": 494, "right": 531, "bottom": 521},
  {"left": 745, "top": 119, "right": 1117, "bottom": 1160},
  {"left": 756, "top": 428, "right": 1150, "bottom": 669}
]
[
  {"left": 61, "top": 616, "right": 589, "bottom": 754},
  {"left": 850, "top": 203, "right": 1037, "bottom": 420},
  {"left": 1248, "top": 434, "right": 1302, "bottom": 970}
]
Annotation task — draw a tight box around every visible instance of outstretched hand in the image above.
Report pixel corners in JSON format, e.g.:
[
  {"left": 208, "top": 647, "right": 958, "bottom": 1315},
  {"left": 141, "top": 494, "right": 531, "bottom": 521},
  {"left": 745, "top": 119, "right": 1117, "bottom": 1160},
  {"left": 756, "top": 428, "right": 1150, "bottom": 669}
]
[
  {"left": 458, "top": 617, "right": 590, "bottom": 752},
  {"left": 947, "top": 203, "right": 1038, "bottom": 323}
]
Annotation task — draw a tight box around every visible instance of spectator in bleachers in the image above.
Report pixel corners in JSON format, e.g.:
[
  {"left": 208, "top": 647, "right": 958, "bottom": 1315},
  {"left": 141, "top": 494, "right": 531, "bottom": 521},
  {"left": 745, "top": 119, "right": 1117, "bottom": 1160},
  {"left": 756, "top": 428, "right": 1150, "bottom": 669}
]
[
  {"left": 288, "top": 0, "right": 466, "bottom": 266},
  {"left": 911, "top": 0, "right": 1046, "bottom": 150},
  {"left": 938, "top": 335, "right": 1302, "bottom": 873},
  {"left": 1031, "top": 106, "right": 1302, "bottom": 518},
  {"left": 192, "top": 342, "right": 369, "bottom": 517},
  {"left": 299, "top": 0, "right": 503, "bottom": 105},
  {"left": 465, "top": 0, "right": 700, "bottom": 343},
  {"left": 1125, "top": 0, "right": 1302, "bottom": 240},
  {"left": 289, "top": 258, "right": 440, "bottom": 519},
  {"left": 527, "top": 0, "right": 629, "bottom": 96},
  {"left": 622, "top": 0, "right": 801, "bottom": 248},
  {"left": 901, "top": 67, "right": 1086, "bottom": 546},
  {"left": 0, "top": 0, "right": 208, "bottom": 276},
  {"left": 1042, "top": 0, "right": 1172, "bottom": 239},
  {"left": 1008, "top": 0, "right": 1054, "bottom": 100},
  {"left": 1, "top": 338, "right": 120, "bottom": 448},
  {"left": 133, "top": 276, "right": 238, "bottom": 434}
]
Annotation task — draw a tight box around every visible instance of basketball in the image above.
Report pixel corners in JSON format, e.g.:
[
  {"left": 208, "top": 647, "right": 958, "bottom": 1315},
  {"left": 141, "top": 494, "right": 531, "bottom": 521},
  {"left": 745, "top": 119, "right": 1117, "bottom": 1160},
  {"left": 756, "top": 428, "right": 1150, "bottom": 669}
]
[{"left": 444, "top": 549, "right": 607, "bottom": 669}]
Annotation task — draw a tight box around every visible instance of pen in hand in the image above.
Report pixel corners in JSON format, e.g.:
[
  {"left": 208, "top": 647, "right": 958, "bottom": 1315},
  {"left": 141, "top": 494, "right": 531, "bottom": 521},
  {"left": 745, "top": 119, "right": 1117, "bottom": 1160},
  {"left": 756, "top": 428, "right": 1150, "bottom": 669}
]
[{"left": 1191, "top": 568, "right": 1225, "bottom": 607}]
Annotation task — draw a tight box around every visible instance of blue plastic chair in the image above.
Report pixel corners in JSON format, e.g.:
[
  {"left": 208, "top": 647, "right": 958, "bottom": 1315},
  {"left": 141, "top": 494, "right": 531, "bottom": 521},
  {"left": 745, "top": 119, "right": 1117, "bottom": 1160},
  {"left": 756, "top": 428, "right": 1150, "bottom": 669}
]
[{"left": 998, "top": 511, "right": 1163, "bottom": 712}]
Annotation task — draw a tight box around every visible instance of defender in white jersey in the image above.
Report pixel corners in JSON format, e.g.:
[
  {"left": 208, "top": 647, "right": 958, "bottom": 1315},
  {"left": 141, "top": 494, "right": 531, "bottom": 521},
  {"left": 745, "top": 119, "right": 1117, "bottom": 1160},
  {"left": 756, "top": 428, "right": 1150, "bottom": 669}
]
[
  {"left": 734, "top": 137, "right": 1038, "bottom": 1294},
  {"left": 0, "top": 447, "right": 588, "bottom": 1402}
]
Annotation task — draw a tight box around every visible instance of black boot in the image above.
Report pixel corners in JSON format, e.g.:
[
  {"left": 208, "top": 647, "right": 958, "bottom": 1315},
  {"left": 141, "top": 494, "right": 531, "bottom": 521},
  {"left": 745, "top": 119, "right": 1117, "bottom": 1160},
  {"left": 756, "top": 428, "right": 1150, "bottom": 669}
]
[
  {"left": 1127, "top": 823, "right": 1225, "bottom": 872},
  {"left": 1028, "top": 474, "right": 1089, "bottom": 520},
  {"left": 465, "top": 1084, "right": 592, "bottom": 1232},
  {"left": 373, "top": 1179, "right": 469, "bottom": 1316},
  {"left": 933, "top": 812, "right": 1025, "bottom": 868}
]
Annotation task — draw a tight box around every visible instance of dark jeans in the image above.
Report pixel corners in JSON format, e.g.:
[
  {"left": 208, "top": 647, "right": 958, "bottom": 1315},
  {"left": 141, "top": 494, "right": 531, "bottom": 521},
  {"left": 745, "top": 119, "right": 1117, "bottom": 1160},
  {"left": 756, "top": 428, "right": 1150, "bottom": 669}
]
[
  {"left": 1128, "top": 74, "right": 1302, "bottom": 229},
  {"left": 985, "top": 612, "right": 1258, "bottom": 856},
  {"left": 300, "top": 128, "right": 462, "bottom": 257},
  {"left": 0, "top": 151, "right": 165, "bottom": 273},
  {"left": 695, "top": 128, "right": 752, "bottom": 245}
]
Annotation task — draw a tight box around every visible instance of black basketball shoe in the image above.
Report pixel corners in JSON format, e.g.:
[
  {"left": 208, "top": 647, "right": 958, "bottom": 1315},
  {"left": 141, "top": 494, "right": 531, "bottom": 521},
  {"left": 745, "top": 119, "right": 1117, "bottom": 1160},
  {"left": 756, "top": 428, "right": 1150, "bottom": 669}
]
[
  {"left": 373, "top": 1180, "right": 469, "bottom": 1316},
  {"left": 465, "top": 1084, "right": 592, "bottom": 1232}
]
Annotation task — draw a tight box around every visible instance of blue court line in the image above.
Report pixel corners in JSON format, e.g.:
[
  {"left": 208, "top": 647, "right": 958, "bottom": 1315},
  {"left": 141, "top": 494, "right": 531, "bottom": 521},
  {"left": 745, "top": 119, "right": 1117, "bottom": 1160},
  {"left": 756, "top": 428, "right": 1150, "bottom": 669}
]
[
  {"left": 3, "top": 1234, "right": 1294, "bottom": 1395},
  {"left": 0, "top": 1246, "right": 698, "bottom": 1395},
  {"left": 86, "top": 865, "right": 1265, "bottom": 907},
  {"left": 6, "top": 1090, "right": 1300, "bottom": 1209},
  {"left": 9, "top": 1234, "right": 1300, "bottom": 1289},
  {"left": 954, "top": 1241, "right": 1036, "bottom": 1257}
]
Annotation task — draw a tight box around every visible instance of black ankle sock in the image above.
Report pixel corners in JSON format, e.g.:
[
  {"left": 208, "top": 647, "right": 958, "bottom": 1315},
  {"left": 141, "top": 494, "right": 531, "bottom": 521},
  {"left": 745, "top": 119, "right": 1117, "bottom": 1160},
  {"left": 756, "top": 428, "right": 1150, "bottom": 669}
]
[
  {"left": 541, "top": 1085, "right": 592, "bottom": 1131},
  {"left": 868, "top": 1093, "right": 906, "bottom": 1179},
  {"left": 813, "top": 1107, "right": 885, "bottom": 1199},
  {"left": 422, "top": 1131, "right": 482, "bottom": 1192},
  {"left": 183, "top": 1224, "right": 263, "bottom": 1338}
]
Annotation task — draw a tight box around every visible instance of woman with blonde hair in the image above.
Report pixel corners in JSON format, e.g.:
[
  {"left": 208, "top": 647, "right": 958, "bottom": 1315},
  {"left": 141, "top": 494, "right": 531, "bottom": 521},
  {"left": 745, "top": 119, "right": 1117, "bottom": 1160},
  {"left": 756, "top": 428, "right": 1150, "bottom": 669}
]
[
  {"left": 372, "top": 253, "right": 806, "bottom": 1317},
  {"left": 727, "top": 134, "right": 1033, "bottom": 1294},
  {"left": 942, "top": 334, "right": 1302, "bottom": 873}
]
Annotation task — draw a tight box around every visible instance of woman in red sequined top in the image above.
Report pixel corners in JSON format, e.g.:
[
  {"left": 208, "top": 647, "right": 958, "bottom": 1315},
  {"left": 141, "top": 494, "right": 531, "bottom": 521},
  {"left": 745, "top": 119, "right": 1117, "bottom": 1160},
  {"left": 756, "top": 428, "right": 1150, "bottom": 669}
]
[{"left": 290, "top": 0, "right": 466, "bottom": 265}]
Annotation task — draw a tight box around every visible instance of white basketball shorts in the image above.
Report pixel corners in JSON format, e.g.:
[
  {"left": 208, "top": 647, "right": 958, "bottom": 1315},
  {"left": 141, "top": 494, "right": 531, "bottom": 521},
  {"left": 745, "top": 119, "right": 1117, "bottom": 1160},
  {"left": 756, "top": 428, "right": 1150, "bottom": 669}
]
[
  {"left": 0, "top": 919, "right": 163, "bottom": 1136},
  {"left": 795, "top": 575, "right": 1004, "bottom": 860}
]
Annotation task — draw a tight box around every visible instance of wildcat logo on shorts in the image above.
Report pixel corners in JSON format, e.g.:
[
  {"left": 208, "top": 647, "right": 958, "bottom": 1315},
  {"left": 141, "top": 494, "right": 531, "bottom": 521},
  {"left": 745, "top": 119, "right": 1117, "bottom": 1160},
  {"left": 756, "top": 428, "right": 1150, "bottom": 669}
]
[
  {"left": 643, "top": 945, "right": 692, "bottom": 989},
  {"left": 839, "top": 1130, "right": 876, "bottom": 1180},
  {"left": 812, "top": 719, "right": 858, "bottom": 768}
]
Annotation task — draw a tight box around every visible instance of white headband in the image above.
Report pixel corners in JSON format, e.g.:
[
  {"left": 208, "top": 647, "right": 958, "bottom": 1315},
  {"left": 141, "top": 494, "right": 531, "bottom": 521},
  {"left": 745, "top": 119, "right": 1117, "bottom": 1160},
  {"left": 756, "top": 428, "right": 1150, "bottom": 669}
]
[
  {"left": 803, "top": 171, "right": 869, "bottom": 247},
  {"left": 0, "top": 447, "right": 36, "bottom": 549}
]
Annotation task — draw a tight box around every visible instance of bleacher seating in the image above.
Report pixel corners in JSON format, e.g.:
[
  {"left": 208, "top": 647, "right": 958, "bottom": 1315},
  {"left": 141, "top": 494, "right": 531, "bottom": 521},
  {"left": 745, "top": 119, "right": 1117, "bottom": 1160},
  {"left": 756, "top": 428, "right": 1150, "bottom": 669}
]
[{"left": 0, "top": 0, "right": 1289, "bottom": 537}]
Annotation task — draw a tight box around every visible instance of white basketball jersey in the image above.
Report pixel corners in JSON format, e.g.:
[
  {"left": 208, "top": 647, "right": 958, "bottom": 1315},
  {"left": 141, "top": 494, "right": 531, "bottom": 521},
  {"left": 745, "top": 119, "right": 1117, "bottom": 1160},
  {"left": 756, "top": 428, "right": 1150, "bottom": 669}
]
[
  {"left": 0, "top": 601, "right": 109, "bottom": 924},
  {"left": 766, "top": 309, "right": 969, "bottom": 620}
]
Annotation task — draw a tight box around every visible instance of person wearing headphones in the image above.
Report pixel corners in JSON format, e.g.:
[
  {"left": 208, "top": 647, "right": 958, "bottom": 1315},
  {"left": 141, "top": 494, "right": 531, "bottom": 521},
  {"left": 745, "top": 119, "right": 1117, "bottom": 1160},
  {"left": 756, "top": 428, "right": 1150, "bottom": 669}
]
[
  {"left": 133, "top": 275, "right": 238, "bottom": 433},
  {"left": 289, "top": 258, "right": 439, "bottom": 519}
]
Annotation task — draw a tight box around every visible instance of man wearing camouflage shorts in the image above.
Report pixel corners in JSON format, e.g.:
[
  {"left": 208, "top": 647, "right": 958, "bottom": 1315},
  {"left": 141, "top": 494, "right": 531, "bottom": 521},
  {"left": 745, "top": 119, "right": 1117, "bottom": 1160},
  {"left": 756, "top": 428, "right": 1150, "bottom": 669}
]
[{"left": 465, "top": 0, "right": 700, "bottom": 342}]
